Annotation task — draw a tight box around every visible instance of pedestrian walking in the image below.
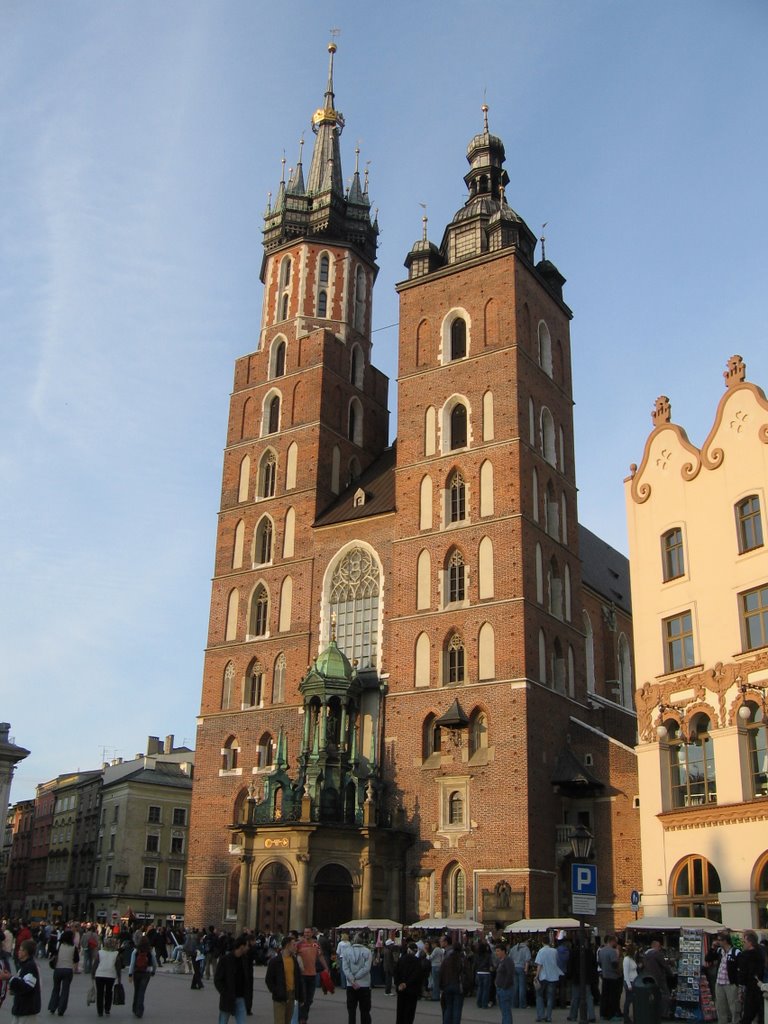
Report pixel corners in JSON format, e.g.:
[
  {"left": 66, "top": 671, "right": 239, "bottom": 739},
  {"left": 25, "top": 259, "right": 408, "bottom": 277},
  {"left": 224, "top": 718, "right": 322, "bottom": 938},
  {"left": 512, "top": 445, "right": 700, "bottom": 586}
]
[
  {"left": 214, "top": 934, "right": 251, "bottom": 1024},
  {"left": 494, "top": 944, "right": 516, "bottom": 1024},
  {"left": 534, "top": 934, "right": 563, "bottom": 1024},
  {"left": 265, "top": 935, "right": 305, "bottom": 1024},
  {"left": 296, "top": 928, "right": 327, "bottom": 1024},
  {"left": 128, "top": 937, "right": 158, "bottom": 1019},
  {"left": 91, "top": 935, "right": 123, "bottom": 1018},
  {"left": 48, "top": 929, "right": 78, "bottom": 1016},
  {"left": 340, "top": 933, "right": 373, "bottom": 1024}
]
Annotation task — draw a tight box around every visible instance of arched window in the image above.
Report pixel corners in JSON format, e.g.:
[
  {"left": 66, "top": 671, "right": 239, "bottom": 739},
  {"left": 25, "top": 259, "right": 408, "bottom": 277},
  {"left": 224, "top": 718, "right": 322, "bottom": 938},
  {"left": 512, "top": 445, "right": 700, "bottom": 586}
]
[
  {"left": 238, "top": 455, "right": 251, "bottom": 502},
  {"left": 548, "top": 558, "right": 563, "bottom": 620},
  {"left": 743, "top": 702, "right": 768, "bottom": 797},
  {"left": 483, "top": 390, "right": 494, "bottom": 440},
  {"left": 584, "top": 612, "right": 595, "bottom": 692},
  {"left": 529, "top": 397, "right": 536, "bottom": 445},
  {"left": 317, "top": 290, "right": 328, "bottom": 317},
  {"left": 420, "top": 475, "right": 433, "bottom": 529},
  {"left": 671, "top": 855, "right": 721, "bottom": 921},
  {"left": 415, "top": 632, "right": 431, "bottom": 688},
  {"left": 270, "top": 339, "right": 286, "bottom": 379},
  {"left": 450, "top": 404, "right": 468, "bottom": 449},
  {"left": 257, "top": 732, "right": 275, "bottom": 769},
  {"left": 736, "top": 495, "right": 764, "bottom": 553},
  {"left": 278, "top": 257, "right": 291, "bottom": 323},
  {"left": 328, "top": 546, "right": 381, "bottom": 668},
  {"left": 450, "top": 318, "right": 467, "bottom": 360},
  {"left": 273, "top": 653, "right": 286, "bottom": 705},
  {"left": 283, "top": 507, "right": 295, "bottom": 558},
  {"left": 448, "top": 791, "right": 464, "bottom": 825},
  {"left": 446, "top": 632, "right": 465, "bottom": 685},
  {"left": 354, "top": 266, "right": 366, "bottom": 332},
  {"left": 478, "top": 536, "right": 494, "bottom": 600},
  {"left": 665, "top": 715, "right": 717, "bottom": 807},
  {"left": 425, "top": 406, "right": 437, "bottom": 456},
  {"left": 254, "top": 517, "right": 273, "bottom": 566},
  {"left": 259, "top": 451, "right": 277, "bottom": 499},
  {"left": 265, "top": 394, "right": 280, "bottom": 435},
  {"left": 564, "top": 563, "right": 572, "bottom": 621},
  {"left": 319, "top": 253, "right": 330, "bottom": 285},
  {"left": 448, "top": 470, "right": 466, "bottom": 523},
  {"left": 469, "top": 710, "right": 488, "bottom": 757},
  {"left": 225, "top": 589, "right": 239, "bottom": 642},
  {"left": 545, "top": 481, "right": 559, "bottom": 539},
  {"left": 532, "top": 467, "right": 539, "bottom": 522},
  {"left": 222, "top": 662, "right": 234, "bottom": 710},
  {"left": 538, "top": 321, "right": 553, "bottom": 376},
  {"left": 286, "top": 442, "right": 298, "bottom": 490},
  {"left": 232, "top": 520, "right": 245, "bottom": 569},
  {"left": 350, "top": 345, "right": 364, "bottom": 388},
  {"left": 245, "top": 661, "right": 264, "bottom": 707},
  {"left": 662, "top": 527, "right": 685, "bottom": 581},
  {"left": 348, "top": 398, "right": 363, "bottom": 445},
  {"left": 559, "top": 426, "right": 566, "bottom": 472},
  {"left": 221, "top": 736, "right": 240, "bottom": 772},
  {"left": 240, "top": 396, "right": 254, "bottom": 439},
  {"left": 561, "top": 493, "right": 568, "bottom": 544},
  {"left": 278, "top": 576, "right": 292, "bottom": 632},
  {"left": 541, "top": 408, "right": 556, "bottom": 466},
  {"left": 423, "top": 714, "right": 441, "bottom": 758},
  {"left": 478, "top": 622, "right": 495, "bottom": 681},
  {"left": 480, "top": 460, "right": 494, "bottom": 516},
  {"left": 446, "top": 549, "right": 466, "bottom": 604},
  {"left": 443, "top": 862, "right": 466, "bottom": 915},
  {"left": 417, "top": 550, "right": 431, "bottom": 610},
  {"left": 248, "top": 585, "right": 269, "bottom": 638}
]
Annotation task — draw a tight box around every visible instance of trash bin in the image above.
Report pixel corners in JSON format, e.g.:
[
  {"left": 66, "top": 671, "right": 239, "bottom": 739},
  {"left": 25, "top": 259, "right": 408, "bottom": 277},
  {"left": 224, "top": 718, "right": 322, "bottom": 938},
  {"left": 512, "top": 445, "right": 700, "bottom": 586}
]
[{"left": 633, "top": 975, "right": 662, "bottom": 1024}]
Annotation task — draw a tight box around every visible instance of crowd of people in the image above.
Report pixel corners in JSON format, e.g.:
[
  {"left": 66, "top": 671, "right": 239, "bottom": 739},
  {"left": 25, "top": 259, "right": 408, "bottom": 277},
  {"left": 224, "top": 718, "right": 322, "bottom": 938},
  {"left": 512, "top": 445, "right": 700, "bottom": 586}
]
[{"left": 1, "top": 917, "right": 767, "bottom": 1024}]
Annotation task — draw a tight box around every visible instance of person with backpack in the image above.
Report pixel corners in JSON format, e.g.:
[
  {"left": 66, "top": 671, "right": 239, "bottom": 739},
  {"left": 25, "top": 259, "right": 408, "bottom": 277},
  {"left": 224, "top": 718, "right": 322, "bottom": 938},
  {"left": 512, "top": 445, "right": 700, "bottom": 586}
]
[
  {"left": 5, "top": 938, "right": 41, "bottom": 1021},
  {"left": 128, "top": 937, "right": 157, "bottom": 1019}
]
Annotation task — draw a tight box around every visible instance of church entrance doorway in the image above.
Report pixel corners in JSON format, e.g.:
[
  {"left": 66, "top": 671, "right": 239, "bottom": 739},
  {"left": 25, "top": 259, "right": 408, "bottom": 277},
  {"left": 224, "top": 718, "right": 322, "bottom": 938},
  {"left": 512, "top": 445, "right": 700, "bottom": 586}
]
[
  {"left": 312, "top": 864, "right": 353, "bottom": 929},
  {"left": 256, "top": 861, "right": 292, "bottom": 934}
]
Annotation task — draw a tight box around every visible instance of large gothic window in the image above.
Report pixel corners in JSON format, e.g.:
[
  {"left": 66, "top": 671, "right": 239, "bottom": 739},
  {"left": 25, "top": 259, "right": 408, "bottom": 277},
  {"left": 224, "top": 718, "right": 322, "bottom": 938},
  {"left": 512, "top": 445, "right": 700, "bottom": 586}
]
[
  {"left": 273, "top": 653, "right": 286, "bottom": 704},
  {"left": 329, "top": 547, "right": 381, "bottom": 668},
  {"left": 447, "top": 549, "right": 466, "bottom": 604},
  {"left": 259, "top": 451, "right": 277, "bottom": 499},
  {"left": 248, "top": 585, "right": 269, "bottom": 638},
  {"left": 450, "top": 404, "right": 468, "bottom": 449},
  {"left": 446, "top": 632, "right": 465, "bottom": 685},
  {"left": 450, "top": 318, "right": 467, "bottom": 360}
]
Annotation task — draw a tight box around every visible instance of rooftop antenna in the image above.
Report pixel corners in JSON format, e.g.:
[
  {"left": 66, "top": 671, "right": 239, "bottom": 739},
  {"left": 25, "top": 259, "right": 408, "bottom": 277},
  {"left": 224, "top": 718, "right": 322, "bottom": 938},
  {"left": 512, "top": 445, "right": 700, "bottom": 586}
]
[
  {"left": 418, "top": 202, "right": 428, "bottom": 240},
  {"left": 540, "top": 222, "right": 548, "bottom": 261}
]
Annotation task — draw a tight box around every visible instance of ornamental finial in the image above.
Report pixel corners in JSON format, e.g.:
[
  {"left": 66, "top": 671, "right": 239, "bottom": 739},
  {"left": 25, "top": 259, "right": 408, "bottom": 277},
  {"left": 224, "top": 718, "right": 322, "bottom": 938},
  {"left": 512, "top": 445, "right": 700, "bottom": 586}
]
[
  {"left": 652, "top": 395, "right": 671, "bottom": 426},
  {"left": 724, "top": 354, "right": 746, "bottom": 389}
]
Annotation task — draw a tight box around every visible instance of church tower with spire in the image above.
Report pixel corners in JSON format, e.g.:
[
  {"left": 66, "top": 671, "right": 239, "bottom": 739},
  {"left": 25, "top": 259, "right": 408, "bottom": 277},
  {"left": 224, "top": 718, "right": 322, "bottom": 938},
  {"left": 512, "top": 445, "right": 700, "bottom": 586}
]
[{"left": 187, "top": 55, "right": 639, "bottom": 934}]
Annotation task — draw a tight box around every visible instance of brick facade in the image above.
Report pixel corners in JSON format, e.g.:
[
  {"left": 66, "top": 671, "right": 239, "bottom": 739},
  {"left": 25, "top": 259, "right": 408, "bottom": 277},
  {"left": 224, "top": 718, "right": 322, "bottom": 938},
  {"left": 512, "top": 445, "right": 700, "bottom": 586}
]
[{"left": 186, "top": 50, "right": 640, "bottom": 936}]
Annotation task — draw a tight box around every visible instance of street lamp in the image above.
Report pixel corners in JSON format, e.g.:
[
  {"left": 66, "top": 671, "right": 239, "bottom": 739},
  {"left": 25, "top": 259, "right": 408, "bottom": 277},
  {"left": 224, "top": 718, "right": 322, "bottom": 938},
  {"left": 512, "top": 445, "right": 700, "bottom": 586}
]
[{"left": 570, "top": 825, "right": 594, "bottom": 1024}]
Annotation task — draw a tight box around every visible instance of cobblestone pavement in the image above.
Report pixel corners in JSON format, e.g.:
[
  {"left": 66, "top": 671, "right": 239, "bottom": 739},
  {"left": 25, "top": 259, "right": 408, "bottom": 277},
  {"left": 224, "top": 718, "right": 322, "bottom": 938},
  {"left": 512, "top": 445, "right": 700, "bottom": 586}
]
[{"left": 33, "top": 961, "right": 551, "bottom": 1024}]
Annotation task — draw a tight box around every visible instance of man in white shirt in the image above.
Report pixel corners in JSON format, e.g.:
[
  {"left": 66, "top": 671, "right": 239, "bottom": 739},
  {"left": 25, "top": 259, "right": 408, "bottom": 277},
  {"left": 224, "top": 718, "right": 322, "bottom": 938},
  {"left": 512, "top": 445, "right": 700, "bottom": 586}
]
[{"left": 535, "top": 935, "right": 563, "bottom": 1023}]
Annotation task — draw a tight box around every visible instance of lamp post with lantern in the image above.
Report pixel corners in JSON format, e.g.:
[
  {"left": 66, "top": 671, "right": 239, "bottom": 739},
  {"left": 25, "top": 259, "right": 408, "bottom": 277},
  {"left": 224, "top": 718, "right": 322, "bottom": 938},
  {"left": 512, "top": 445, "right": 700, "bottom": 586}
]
[{"left": 570, "top": 824, "right": 595, "bottom": 1024}]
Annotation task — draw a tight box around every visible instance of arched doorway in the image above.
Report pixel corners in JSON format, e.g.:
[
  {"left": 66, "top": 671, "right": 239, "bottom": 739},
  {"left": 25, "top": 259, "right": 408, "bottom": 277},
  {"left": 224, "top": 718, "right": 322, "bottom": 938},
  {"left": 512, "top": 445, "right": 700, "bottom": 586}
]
[
  {"left": 312, "top": 864, "right": 353, "bottom": 929},
  {"left": 256, "top": 862, "right": 292, "bottom": 935}
]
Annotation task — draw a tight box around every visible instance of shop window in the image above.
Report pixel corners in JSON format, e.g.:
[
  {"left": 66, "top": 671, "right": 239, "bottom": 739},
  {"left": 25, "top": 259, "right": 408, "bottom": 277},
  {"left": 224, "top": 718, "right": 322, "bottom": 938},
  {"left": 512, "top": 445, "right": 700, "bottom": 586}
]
[{"left": 671, "top": 854, "right": 721, "bottom": 921}]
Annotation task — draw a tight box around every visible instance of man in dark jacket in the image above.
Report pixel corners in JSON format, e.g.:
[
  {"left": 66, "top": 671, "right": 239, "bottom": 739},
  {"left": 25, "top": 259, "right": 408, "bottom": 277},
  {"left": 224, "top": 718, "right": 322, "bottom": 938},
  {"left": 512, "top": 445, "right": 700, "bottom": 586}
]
[
  {"left": 395, "top": 942, "right": 425, "bottom": 1024},
  {"left": 7, "top": 939, "right": 42, "bottom": 1019},
  {"left": 266, "top": 935, "right": 305, "bottom": 1024},
  {"left": 214, "top": 933, "right": 251, "bottom": 1024},
  {"left": 738, "top": 930, "right": 765, "bottom": 1024}
]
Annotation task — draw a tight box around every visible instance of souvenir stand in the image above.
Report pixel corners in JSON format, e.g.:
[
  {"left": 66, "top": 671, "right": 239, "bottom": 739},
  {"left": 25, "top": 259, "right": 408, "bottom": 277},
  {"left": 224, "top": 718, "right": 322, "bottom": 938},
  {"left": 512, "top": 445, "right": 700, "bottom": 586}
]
[{"left": 625, "top": 916, "right": 722, "bottom": 1022}]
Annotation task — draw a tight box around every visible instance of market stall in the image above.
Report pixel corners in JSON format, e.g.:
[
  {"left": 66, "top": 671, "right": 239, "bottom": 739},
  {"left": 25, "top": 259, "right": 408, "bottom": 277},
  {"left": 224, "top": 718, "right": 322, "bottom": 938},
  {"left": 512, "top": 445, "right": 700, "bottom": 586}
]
[{"left": 625, "top": 916, "right": 724, "bottom": 1021}]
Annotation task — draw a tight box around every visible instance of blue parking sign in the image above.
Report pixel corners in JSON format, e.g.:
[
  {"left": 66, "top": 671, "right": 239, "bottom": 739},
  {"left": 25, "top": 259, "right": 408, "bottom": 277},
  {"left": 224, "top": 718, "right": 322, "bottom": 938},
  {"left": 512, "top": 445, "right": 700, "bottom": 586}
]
[{"left": 571, "top": 863, "right": 597, "bottom": 895}]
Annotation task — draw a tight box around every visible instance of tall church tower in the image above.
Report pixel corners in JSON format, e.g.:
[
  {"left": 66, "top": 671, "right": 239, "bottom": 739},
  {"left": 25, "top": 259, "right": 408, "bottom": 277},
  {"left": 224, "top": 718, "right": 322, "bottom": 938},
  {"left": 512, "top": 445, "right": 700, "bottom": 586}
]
[
  {"left": 387, "top": 108, "right": 604, "bottom": 919},
  {"left": 186, "top": 45, "right": 400, "bottom": 932}
]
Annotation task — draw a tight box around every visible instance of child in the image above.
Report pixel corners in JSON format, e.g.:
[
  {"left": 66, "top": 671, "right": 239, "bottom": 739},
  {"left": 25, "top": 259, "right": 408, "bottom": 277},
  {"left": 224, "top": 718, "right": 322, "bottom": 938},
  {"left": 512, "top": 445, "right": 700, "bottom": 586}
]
[{"left": 7, "top": 938, "right": 42, "bottom": 1023}]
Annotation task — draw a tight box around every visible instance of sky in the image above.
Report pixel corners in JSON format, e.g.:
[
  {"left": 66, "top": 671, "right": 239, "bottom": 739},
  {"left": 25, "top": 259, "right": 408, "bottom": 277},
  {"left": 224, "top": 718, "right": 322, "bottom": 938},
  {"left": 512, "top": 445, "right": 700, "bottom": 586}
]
[{"left": 1, "top": 1, "right": 767, "bottom": 802}]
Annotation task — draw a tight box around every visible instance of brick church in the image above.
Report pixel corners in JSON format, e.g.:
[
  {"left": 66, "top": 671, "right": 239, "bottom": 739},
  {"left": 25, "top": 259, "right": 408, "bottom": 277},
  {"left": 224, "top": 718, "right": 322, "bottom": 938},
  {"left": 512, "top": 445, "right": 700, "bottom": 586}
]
[{"left": 186, "top": 44, "right": 640, "bottom": 936}]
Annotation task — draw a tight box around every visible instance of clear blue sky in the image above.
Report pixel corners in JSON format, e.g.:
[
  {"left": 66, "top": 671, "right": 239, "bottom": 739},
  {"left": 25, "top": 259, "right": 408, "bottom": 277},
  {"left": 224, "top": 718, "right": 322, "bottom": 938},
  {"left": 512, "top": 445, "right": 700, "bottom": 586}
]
[{"left": 2, "top": 1, "right": 766, "bottom": 801}]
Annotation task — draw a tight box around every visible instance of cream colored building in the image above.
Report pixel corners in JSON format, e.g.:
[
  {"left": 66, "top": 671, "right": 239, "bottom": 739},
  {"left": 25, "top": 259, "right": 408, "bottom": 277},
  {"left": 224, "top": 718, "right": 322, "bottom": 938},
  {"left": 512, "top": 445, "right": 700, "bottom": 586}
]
[{"left": 626, "top": 354, "right": 768, "bottom": 929}]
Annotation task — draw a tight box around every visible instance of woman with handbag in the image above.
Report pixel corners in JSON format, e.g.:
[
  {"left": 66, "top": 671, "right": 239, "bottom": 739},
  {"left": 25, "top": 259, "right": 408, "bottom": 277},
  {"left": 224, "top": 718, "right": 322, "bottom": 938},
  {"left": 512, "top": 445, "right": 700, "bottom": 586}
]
[
  {"left": 92, "top": 935, "right": 123, "bottom": 1017},
  {"left": 48, "top": 929, "right": 78, "bottom": 1016}
]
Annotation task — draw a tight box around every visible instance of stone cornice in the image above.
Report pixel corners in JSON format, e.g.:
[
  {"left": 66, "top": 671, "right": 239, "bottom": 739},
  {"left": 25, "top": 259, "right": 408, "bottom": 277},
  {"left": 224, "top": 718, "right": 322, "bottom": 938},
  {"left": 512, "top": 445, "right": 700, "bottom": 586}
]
[{"left": 658, "top": 799, "right": 768, "bottom": 831}]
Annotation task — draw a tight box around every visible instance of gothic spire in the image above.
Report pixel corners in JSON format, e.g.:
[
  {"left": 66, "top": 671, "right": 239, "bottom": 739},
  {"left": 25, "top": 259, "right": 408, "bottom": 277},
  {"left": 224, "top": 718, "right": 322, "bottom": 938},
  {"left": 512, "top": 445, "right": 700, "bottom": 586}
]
[{"left": 306, "top": 41, "right": 345, "bottom": 198}]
